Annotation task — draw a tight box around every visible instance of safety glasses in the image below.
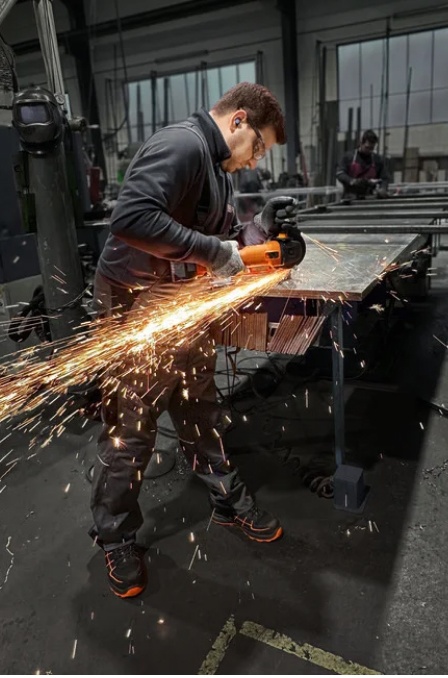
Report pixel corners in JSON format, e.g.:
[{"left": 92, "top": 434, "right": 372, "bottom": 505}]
[{"left": 247, "top": 119, "right": 266, "bottom": 161}]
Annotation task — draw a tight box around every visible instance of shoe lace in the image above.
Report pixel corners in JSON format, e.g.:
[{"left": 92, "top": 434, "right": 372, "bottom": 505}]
[
  {"left": 109, "top": 542, "right": 139, "bottom": 566},
  {"left": 239, "top": 505, "right": 261, "bottom": 524}
]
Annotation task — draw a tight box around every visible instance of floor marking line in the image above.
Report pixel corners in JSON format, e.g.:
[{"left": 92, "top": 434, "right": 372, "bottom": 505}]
[
  {"left": 197, "top": 615, "right": 237, "bottom": 675},
  {"left": 239, "top": 621, "right": 382, "bottom": 675}
]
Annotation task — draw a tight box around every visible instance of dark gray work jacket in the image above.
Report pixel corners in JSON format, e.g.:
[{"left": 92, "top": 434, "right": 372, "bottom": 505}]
[{"left": 98, "top": 109, "right": 238, "bottom": 288}]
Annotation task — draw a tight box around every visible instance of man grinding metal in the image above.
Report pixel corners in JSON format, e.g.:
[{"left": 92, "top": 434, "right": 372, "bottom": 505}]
[{"left": 89, "top": 82, "right": 299, "bottom": 598}]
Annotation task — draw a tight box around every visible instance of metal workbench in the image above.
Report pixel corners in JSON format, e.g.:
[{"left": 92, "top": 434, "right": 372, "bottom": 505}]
[
  {"left": 264, "top": 230, "right": 429, "bottom": 494},
  {"left": 83, "top": 210, "right": 443, "bottom": 508}
]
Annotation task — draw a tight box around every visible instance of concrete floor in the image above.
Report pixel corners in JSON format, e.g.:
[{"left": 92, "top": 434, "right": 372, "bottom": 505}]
[{"left": 0, "top": 255, "right": 448, "bottom": 675}]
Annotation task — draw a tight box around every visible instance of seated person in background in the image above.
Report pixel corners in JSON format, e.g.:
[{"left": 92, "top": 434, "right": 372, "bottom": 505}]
[{"left": 336, "top": 129, "right": 389, "bottom": 200}]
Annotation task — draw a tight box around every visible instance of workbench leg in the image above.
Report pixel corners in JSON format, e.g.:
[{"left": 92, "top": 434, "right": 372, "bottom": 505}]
[
  {"left": 331, "top": 304, "right": 369, "bottom": 512},
  {"left": 331, "top": 304, "right": 345, "bottom": 467}
]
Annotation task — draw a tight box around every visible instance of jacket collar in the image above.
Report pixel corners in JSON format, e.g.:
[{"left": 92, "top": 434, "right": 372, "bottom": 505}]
[{"left": 190, "top": 108, "right": 231, "bottom": 165}]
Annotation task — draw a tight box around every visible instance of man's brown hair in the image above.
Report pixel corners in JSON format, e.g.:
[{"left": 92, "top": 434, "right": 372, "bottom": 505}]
[{"left": 211, "top": 82, "right": 286, "bottom": 144}]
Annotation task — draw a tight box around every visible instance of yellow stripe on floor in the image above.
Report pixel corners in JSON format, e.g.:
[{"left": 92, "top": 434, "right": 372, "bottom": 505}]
[
  {"left": 240, "top": 621, "right": 382, "bottom": 675},
  {"left": 197, "top": 615, "right": 236, "bottom": 675}
]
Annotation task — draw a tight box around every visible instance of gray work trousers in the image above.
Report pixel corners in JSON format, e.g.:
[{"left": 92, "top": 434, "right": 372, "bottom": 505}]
[{"left": 90, "top": 272, "right": 254, "bottom": 544}]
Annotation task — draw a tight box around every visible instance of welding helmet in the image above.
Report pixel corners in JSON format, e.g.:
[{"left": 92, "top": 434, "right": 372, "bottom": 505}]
[{"left": 12, "top": 87, "right": 64, "bottom": 156}]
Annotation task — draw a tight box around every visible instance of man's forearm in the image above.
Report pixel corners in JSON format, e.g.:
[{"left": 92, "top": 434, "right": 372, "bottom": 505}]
[
  {"left": 110, "top": 210, "right": 222, "bottom": 267},
  {"left": 335, "top": 168, "right": 353, "bottom": 187}
]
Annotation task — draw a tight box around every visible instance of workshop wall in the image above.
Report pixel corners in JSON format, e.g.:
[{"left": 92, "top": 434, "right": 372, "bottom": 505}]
[
  {"left": 296, "top": 0, "right": 448, "bottom": 180},
  {"left": 2, "top": 0, "right": 81, "bottom": 122},
  {"left": 2, "top": 0, "right": 447, "bottom": 185},
  {"left": 83, "top": 1, "right": 284, "bottom": 182}
]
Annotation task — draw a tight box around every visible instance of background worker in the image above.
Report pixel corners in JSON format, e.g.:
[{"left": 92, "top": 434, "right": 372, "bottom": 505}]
[
  {"left": 90, "top": 82, "right": 299, "bottom": 599},
  {"left": 336, "top": 129, "right": 390, "bottom": 200}
]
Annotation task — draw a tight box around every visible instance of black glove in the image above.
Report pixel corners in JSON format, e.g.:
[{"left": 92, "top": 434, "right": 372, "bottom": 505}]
[
  {"left": 253, "top": 196, "right": 299, "bottom": 238},
  {"left": 350, "top": 178, "right": 368, "bottom": 189}
]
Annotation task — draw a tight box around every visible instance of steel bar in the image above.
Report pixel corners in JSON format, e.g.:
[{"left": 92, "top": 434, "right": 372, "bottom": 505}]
[
  {"left": 234, "top": 186, "right": 342, "bottom": 199},
  {"left": 363, "top": 195, "right": 448, "bottom": 203},
  {"left": 319, "top": 201, "right": 448, "bottom": 211},
  {"left": 33, "top": 0, "right": 66, "bottom": 105},
  {"left": 278, "top": 0, "right": 300, "bottom": 176},
  {"left": 298, "top": 210, "right": 448, "bottom": 221},
  {"left": 331, "top": 304, "right": 345, "bottom": 466},
  {"left": 402, "top": 66, "right": 412, "bottom": 182},
  {"left": 299, "top": 223, "right": 448, "bottom": 234},
  {"left": 390, "top": 181, "right": 448, "bottom": 190},
  {"left": 28, "top": 148, "right": 87, "bottom": 341}
]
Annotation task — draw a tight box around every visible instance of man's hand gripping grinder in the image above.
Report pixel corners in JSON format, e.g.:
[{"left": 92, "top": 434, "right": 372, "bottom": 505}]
[{"left": 169, "top": 225, "right": 306, "bottom": 283}]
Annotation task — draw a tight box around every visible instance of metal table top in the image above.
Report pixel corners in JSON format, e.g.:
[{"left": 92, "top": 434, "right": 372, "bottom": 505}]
[{"left": 267, "top": 232, "right": 427, "bottom": 301}]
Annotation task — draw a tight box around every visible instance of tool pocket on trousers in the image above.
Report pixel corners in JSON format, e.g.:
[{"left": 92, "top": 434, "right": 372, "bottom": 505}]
[{"left": 119, "top": 389, "right": 157, "bottom": 442}]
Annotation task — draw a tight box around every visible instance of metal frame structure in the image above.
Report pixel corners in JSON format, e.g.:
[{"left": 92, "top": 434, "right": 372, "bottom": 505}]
[
  {"left": 0, "top": 0, "right": 17, "bottom": 26},
  {"left": 234, "top": 187, "right": 448, "bottom": 509},
  {"left": 284, "top": 198, "right": 448, "bottom": 506}
]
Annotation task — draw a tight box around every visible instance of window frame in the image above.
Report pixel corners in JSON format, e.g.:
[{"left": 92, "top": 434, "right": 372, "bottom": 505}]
[
  {"left": 125, "top": 57, "right": 258, "bottom": 144},
  {"left": 337, "top": 26, "right": 448, "bottom": 131}
]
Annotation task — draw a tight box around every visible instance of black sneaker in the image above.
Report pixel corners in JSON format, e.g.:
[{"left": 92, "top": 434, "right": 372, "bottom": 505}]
[
  {"left": 212, "top": 506, "right": 283, "bottom": 542},
  {"left": 104, "top": 542, "right": 147, "bottom": 598}
]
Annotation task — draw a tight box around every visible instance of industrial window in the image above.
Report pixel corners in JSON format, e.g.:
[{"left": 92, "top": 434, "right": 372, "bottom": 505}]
[
  {"left": 337, "top": 28, "right": 448, "bottom": 132},
  {"left": 126, "top": 61, "right": 256, "bottom": 144}
]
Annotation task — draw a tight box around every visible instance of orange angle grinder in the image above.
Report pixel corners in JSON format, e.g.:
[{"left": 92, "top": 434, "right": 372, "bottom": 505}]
[
  {"left": 179, "top": 226, "right": 306, "bottom": 282},
  {"left": 238, "top": 225, "right": 306, "bottom": 274}
]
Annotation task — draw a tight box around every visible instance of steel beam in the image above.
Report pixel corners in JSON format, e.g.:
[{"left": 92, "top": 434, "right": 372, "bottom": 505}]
[
  {"left": 299, "top": 223, "right": 448, "bottom": 234},
  {"left": 322, "top": 201, "right": 448, "bottom": 211},
  {"left": 33, "top": 0, "right": 65, "bottom": 104},
  {"left": 278, "top": 0, "right": 299, "bottom": 176},
  {"left": 28, "top": 147, "right": 87, "bottom": 341},
  {"left": 12, "top": 0, "right": 255, "bottom": 54},
  {"left": 331, "top": 304, "right": 345, "bottom": 467},
  {"left": 298, "top": 210, "right": 448, "bottom": 221},
  {"left": 61, "top": 0, "right": 106, "bottom": 181},
  {"left": 24, "top": 0, "right": 87, "bottom": 340}
]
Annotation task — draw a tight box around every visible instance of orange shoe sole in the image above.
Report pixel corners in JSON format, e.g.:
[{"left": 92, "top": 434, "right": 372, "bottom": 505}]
[
  {"left": 110, "top": 585, "right": 146, "bottom": 599},
  {"left": 212, "top": 519, "right": 283, "bottom": 543},
  {"left": 244, "top": 526, "right": 283, "bottom": 543}
]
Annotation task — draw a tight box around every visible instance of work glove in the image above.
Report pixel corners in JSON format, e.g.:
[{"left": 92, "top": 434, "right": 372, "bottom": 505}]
[
  {"left": 209, "top": 240, "right": 245, "bottom": 278},
  {"left": 253, "top": 196, "right": 299, "bottom": 238},
  {"left": 376, "top": 187, "right": 389, "bottom": 199},
  {"left": 350, "top": 178, "right": 368, "bottom": 190}
]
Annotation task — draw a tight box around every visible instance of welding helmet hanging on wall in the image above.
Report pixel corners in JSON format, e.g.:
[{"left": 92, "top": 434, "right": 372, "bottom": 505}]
[{"left": 12, "top": 86, "right": 64, "bottom": 155}]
